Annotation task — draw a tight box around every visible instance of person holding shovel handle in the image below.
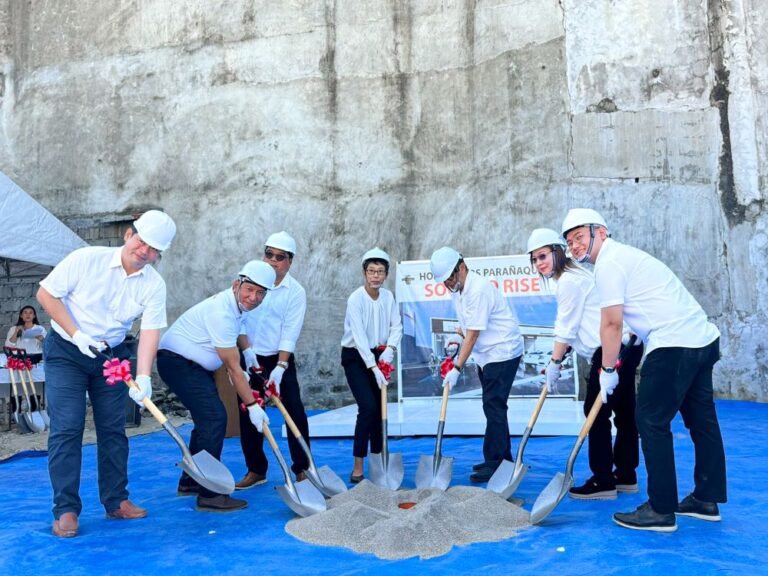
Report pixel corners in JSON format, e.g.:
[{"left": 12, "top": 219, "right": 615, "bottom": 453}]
[
  {"left": 157, "top": 260, "right": 275, "bottom": 512},
  {"left": 527, "top": 227, "right": 643, "bottom": 501},
  {"left": 562, "top": 208, "right": 726, "bottom": 532},
  {"left": 429, "top": 247, "right": 524, "bottom": 483},
  {"left": 36, "top": 210, "right": 177, "bottom": 538},
  {"left": 341, "top": 248, "right": 402, "bottom": 483}
]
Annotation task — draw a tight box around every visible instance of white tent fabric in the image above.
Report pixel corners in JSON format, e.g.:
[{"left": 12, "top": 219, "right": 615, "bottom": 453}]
[{"left": 0, "top": 171, "right": 87, "bottom": 266}]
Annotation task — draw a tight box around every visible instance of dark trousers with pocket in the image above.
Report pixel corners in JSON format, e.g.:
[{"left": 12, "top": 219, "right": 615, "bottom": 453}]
[
  {"left": 478, "top": 355, "right": 521, "bottom": 466},
  {"left": 637, "top": 338, "right": 727, "bottom": 514},
  {"left": 342, "top": 346, "right": 383, "bottom": 458},
  {"left": 584, "top": 343, "right": 644, "bottom": 485},
  {"left": 157, "top": 350, "right": 227, "bottom": 498}
]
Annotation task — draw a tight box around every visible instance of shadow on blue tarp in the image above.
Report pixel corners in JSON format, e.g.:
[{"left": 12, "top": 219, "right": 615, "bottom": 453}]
[{"left": 0, "top": 449, "right": 48, "bottom": 464}]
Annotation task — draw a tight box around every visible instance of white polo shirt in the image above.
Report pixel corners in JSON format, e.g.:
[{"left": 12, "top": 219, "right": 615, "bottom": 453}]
[
  {"left": 594, "top": 238, "right": 719, "bottom": 355},
  {"left": 451, "top": 270, "right": 524, "bottom": 368},
  {"left": 341, "top": 286, "right": 403, "bottom": 368},
  {"left": 553, "top": 267, "right": 601, "bottom": 359},
  {"left": 241, "top": 273, "right": 305, "bottom": 356},
  {"left": 159, "top": 288, "right": 245, "bottom": 371},
  {"left": 40, "top": 246, "right": 167, "bottom": 347}
]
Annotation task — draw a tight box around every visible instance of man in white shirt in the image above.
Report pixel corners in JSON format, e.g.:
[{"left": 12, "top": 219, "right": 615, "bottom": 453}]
[
  {"left": 37, "top": 210, "right": 176, "bottom": 538},
  {"left": 235, "top": 231, "right": 311, "bottom": 488},
  {"left": 430, "top": 247, "right": 525, "bottom": 483},
  {"left": 157, "top": 260, "right": 273, "bottom": 512},
  {"left": 562, "top": 208, "right": 726, "bottom": 532}
]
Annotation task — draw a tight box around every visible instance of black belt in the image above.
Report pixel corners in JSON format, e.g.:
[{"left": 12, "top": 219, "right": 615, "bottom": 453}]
[{"left": 157, "top": 349, "right": 188, "bottom": 361}]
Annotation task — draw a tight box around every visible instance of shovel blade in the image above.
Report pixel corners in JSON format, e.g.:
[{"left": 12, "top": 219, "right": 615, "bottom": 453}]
[
  {"left": 499, "top": 465, "right": 529, "bottom": 500},
  {"left": 530, "top": 471, "right": 573, "bottom": 525},
  {"left": 414, "top": 455, "right": 453, "bottom": 490},
  {"left": 27, "top": 411, "right": 46, "bottom": 433},
  {"left": 306, "top": 464, "right": 348, "bottom": 497},
  {"left": 178, "top": 450, "right": 235, "bottom": 495},
  {"left": 368, "top": 452, "right": 404, "bottom": 490},
  {"left": 486, "top": 459, "right": 516, "bottom": 494},
  {"left": 276, "top": 480, "right": 327, "bottom": 517}
]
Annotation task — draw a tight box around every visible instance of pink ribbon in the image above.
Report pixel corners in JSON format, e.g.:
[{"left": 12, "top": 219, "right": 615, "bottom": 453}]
[
  {"left": 102, "top": 358, "right": 133, "bottom": 386},
  {"left": 240, "top": 389, "right": 265, "bottom": 412},
  {"left": 439, "top": 357, "right": 455, "bottom": 379},
  {"left": 265, "top": 382, "right": 280, "bottom": 400},
  {"left": 378, "top": 360, "right": 395, "bottom": 380}
]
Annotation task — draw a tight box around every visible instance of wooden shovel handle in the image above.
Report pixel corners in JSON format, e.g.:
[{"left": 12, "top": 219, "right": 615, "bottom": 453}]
[
  {"left": 578, "top": 395, "right": 604, "bottom": 442},
  {"left": 527, "top": 386, "right": 548, "bottom": 428},
  {"left": 439, "top": 381, "right": 450, "bottom": 421},
  {"left": 261, "top": 424, "right": 279, "bottom": 451},
  {"left": 380, "top": 382, "right": 388, "bottom": 420},
  {"left": 124, "top": 376, "right": 168, "bottom": 425},
  {"left": 269, "top": 394, "right": 303, "bottom": 439}
]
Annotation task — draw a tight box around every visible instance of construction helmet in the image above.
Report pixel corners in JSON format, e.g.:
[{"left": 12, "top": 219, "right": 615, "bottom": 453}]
[
  {"left": 430, "top": 247, "right": 462, "bottom": 283},
  {"left": 561, "top": 208, "right": 608, "bottom": 237},
  {"left": 264, "top": 231, "right": 297, "bottom": 255},
  {"left": 527, "top": 228, "right": 566, "bottom": 254},
  {"left": 134, "top": 210, "right": 177, "bottom": 251},
  {"left": 361, "top": 247, "right": 390, "bottom": 266},
  {"left": 238, "top": 260, "right": 276, "bottom": 289}
]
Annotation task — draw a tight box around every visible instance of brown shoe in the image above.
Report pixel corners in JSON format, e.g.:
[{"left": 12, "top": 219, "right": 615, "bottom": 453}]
[
  {"left": 106, "top": 500, "right": 148, "bottom": 520},
  {"left": 296, "top": 472, "right": 307, "bottom": 482},
  {"left": 196, "top": 494, "right": 248, "bottom": 512},
  {"left": 235, "top": 471, "right": 267, "bottom": 490},
  {"left": 52, "top": 512, "right": 78, "bottom": 538}
]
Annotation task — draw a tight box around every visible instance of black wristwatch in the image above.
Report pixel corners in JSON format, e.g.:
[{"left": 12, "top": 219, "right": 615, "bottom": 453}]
[
  {"left": 551, "top": 357, "right": 563, "bottom": 365},
  {"left": 601, "top": 365, "right": 616, "bottom": 373}
]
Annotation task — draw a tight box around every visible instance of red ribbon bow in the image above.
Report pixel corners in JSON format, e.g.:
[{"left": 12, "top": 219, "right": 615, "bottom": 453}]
[
  {"left": 7, "top": 358, "right": 17, "bottom": 369},
  {"left": 264, "top": 382, "right": 280, "bottom": 400},
  {"left": 240, "top": 390, "right": 265, "bottom": 412},
  {"left": 439, "top": 357, "right": 455, "bottom": 379},
  {"left": 102, "top": 358, "right": 133, "bottom": 386},
  {"left": 25, "top": 358, "right": 33, "bottom": 370},
  {"left": 378, "top": 360, "right": 395, "bottom": 380}
]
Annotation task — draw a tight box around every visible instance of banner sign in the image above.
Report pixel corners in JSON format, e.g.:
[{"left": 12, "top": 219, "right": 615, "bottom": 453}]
[{"left": 395, "top": 254, "right": 579, "bottom": 400}]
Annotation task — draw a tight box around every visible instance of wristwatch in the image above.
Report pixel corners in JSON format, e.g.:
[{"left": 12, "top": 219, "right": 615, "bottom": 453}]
[
  {"left": 601, "top": 365, "right": 616, "bottom": 373},
  {"left": 277, "top": 360, "right": 289, "bottom": 369},
  {"left": 551, "top": 357, "right": 563, "bottom": 365}
]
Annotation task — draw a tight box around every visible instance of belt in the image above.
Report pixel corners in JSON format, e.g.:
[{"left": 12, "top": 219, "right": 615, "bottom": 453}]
[{"left": 157, "top": 349, "right": 188, "bottom": 361}]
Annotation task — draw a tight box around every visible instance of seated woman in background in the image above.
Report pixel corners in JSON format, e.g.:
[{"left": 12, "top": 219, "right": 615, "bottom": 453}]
[{"left": 5, "top": 305, "right": 47, "bottom": 362}]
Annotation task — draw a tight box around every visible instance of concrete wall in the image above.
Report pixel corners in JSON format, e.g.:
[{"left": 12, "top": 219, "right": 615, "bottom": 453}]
[{"left": 0, "top": 0, "right": 765, "bottom": 405}]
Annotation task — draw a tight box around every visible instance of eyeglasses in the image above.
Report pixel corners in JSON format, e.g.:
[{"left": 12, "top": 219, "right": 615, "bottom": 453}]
[
  {"left": 445, "top": 263, "right": 461, "bottom": 284},
  {"left": 366, "top": 268, "right": 387, "bottom": 277},
  {"left": 530, "top": 251, "right": 553, "bottom": 263},
  {"left": 136, "top": 237, "right": 161, "bottom": 256},
  {"left": 264, "top": 250, "right": 289, "bottom": 262},
  {"left": 566, "top": 231, "right": 588, "bottom": 249}
]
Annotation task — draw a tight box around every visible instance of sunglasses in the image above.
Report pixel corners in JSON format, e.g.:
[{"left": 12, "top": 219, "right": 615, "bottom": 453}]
[
  {"left": 530, "top": 251, "right": 553, "bottom": 263},
  {"left": 264, "top": 250, "right": 289, "bottom": 262}
]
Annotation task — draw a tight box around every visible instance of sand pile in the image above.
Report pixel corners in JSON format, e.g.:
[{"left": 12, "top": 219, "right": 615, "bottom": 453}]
[{"left": 285, "top": 480, "right": 530, "bottom": 560}]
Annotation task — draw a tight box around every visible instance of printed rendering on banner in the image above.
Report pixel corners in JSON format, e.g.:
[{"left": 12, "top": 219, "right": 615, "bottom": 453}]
[{"left": 395, "top": 255, "right": 578, "bottom": 400}]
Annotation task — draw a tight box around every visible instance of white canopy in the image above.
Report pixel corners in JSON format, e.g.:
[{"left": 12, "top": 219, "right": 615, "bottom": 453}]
[{"left": 0, "top": 171, "right": 87, "bottom": 266}]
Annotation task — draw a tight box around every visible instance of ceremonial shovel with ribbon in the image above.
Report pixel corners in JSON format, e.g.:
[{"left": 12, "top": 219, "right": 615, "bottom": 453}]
[{"left": 97, "top": 347, "right": 235, "bottom": 495}]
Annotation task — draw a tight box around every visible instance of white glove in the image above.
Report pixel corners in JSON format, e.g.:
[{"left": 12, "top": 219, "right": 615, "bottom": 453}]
[
  {"left": 247, "top": 403, "right": 269, "bottom": 432},
  {"left": 72, "top": 330, "right": 104, "bottom": 358},
  {"left": 371, "top": 366, "right": 388, "bottom": 389},
  {"left": 442, "top": 367, "right": 460, "bottom": 390},
  {"left": 622, "top": 333, "right": 642, "bottom": 346},
  {"left": 544, "top": 360, "right": 561, "bottom": 393},
  {"left": 243, "top": 347, "right": 260, "bottom": 371},
  {"left": 379, "top": 346, "right": 394, "bottom": 365},
  {"left": 599, "top": 369, "right": 619, "bottom": 403},
  {"left": 129, "top": 375, "right": 152, "bottom": 405},
  {"left": 268, "top": 365, "right": 286, "bottom": 395}
]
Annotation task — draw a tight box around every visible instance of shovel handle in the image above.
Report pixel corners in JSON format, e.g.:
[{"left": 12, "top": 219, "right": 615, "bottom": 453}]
[
  {"left": 380, "top": 382, "right": 388, "bottom": 420},
  {"left": 527, "top": 386, "right": 548, "bottom": 428},
  {"left": 578, "top": 395, "right": 604, "bottom": 442},
  {"left": 438, "top": 381, "right": 450, "bottom": 422},
  {"left": 262, "top": 423, "right": 279, "bottom": 451},
  {"left": 269, "top": 394, "right": 303, "bottom": 440},
  {"left": 123, "top": 376, "right": 168, "bottom": 425}
]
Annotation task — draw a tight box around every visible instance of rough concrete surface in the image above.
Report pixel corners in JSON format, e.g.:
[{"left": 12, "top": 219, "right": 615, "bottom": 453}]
[{"left": 0, "top": 0, "right": 765, "bottom": 404}]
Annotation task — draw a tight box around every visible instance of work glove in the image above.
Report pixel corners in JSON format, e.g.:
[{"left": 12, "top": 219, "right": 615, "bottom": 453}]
[
  {"left": 243, "top": 347, "right": 260, "bottom": 371},
  {"left": 129, "top": 375, "right": 152, "bottom": 405},
  {"left": 379, "top": 346, "right": 394, "bottom": 365},
  {"left": 622, "top": 333, "right": 642, "bottom": 346},
  {"left": 442, "top": 367, "right": 460, "bottom": 390},
  {"left": 247, "top": 403, "right": 269, "bottom": 432},
  {"left": 371, "top": 366, "right": 388, "bottom": 389},
  {"left": 544, "top": 360, "right": 561, "bottom": 393},
  {"left": 444, "top": 334, "right": 463, "bottom": 358},
  {"left": 72, "top": 330, "right": 105, "bottom": 358},
  {"left": 599, "top": 369, "right": 619, "bottom": 403},
  {"left": 268, "top": 365, "right": 285, "bottom": 395}
]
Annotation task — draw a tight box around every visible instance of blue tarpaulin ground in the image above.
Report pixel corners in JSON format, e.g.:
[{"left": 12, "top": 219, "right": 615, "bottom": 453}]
[{"left": 0, "top": 400, "right": 765, "bottom": 576}]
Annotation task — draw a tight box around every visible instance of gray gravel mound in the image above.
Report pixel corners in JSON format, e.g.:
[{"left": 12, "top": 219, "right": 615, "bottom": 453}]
[{"left": 285, "top": 480, "right": 530, "bottom": 560}]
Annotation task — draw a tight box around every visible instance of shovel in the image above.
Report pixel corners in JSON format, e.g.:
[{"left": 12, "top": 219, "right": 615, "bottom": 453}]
[
  {"left": 368, "top": 381, "right": 404, "bottom": 490},
  {"left": 264, "top": 382, "right": 347, "bottom": 497},
  {"left": 9, "top": 359, "right": 45, "bottom": 432},
  {"left": 262, "top": 422, "right": 326, "bottom": 517},
  {"left": 487, "top": 385, "right": 548, "bottom": 499},
  {"left": 7, "top": 365, "right": 32, "bottom": 434},
  {"left": 415, "top": 382, "right": 453, "bottom": 490},
  {"left": 15, "top": 362, "right": 47, "bottom": 432},
  {"left": 22, "top": 358, "right": 50, "bottom": 428},
  {"left": 94, "top": 347, "right": 235, "bottom": 495}
]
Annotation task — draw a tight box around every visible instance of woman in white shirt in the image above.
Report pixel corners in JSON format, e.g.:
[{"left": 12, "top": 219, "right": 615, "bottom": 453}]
[
  {"left": 340, "top": 248, "right": 403, "bottom": 483},
  {"left": 527, "top": 228, "right": 643, "bottom": 500},
  {"left": 5, "top": 305, "right": 47, "bottom": 359}
]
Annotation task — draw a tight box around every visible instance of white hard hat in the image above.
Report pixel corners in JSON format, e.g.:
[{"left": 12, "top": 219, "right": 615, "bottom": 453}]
[
  {"left": 430, "top": 246, "right": 462, "bottom": 283},
  {"left": 361, "top": 247, "right": 390, "bottom": 265},
  {"left": 527, "top": 228, "right": 566, "bottom": 254},
  {"left": 134, "top": 210, "right": 177, "bottom": 251},
  {"left": 561, "top": 208, "right": 608, "bottom": 237},
  {"left": 239, "top": 260, "right": 276, "bottom": 289},
  {"left": 265, "top": 231, "right": 297, "bottom": 255}
]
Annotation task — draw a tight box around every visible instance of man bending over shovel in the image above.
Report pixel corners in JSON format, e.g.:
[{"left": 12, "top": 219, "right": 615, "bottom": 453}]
[
  {"left": 37, "top": 210, "right": 177, "bottom": 538},
  {"left": 157, "top": 260, "right": 273, "bottom": 512}
]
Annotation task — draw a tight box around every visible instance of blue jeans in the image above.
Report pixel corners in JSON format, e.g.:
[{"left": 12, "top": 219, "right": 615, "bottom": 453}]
[
  {"left": 44, "top": 331, "right": 130, "bottom": 519},
  {"left": 477, "top": 356, "right": 522, "bottom": 465},
  {"left": 157, "top": 351, "right": 227, "bottom": 497}
]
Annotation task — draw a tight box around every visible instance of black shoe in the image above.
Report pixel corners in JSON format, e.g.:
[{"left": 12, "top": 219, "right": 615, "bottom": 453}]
[
  {"left": 177, "top": 482, "right": 200, "bottom": 497},
  {"left": 349, "top": 473, "right": 364, "bottom": 484},
  {"left": 613, "top": 501, "right": 677, "bottom": 532},
  {"left": 472, "top": 460, "right": 501, "bottom": 472},
  {"left": 676, "top": 494, "right": 721, "bottom": 521},
  {"left": 613, "top": 471, "right": 639, "bottom": 494},
  {"left": 469, "top": 467, "right": 496, "bottom": 483},
  {"left": 196, "top": 494, "right": 248, "bottom": 512},
  {"left": 570, "top": 476, "right": 617, "bottom": 500}
]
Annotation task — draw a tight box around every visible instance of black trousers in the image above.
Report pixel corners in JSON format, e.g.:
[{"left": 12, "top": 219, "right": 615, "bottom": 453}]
[
  {"left": 342, "top": 346, "right": 383, "bottom": 458},
  {"left": 584, "top": 343, "right": 644, "bottom": 484},
  {"left": 237, "top": 353, "right": 309, "bottom": 476},
  {"left": 637, "top": 338, "right": 726, "bottom": 514},
  {"left": 477, "top": 356, "right": 521, "bottom": 465}
]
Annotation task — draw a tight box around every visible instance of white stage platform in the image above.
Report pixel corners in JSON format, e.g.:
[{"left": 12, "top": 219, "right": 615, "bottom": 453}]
[{"left": 306, "top": 397, "right": 586, "bottom": 438}]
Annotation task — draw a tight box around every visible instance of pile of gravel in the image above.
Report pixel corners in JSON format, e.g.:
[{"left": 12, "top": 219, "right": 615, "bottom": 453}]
[{"left": 285, "top": 480, "right": 530, "bottom": 560}]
